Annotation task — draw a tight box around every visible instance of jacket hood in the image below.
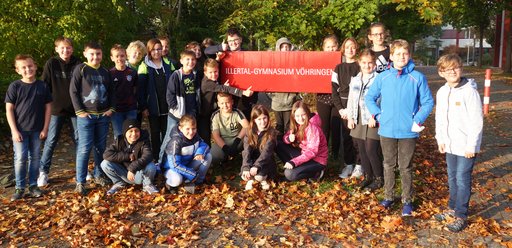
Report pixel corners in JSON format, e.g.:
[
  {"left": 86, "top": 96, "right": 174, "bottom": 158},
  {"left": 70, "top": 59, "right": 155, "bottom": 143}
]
[
  {"left": 456, "top": 77, "right": 477, "bottom": 90},
  {"left": 389, "top": 59, "right": 415, "bottom": 74},
  {"left": 144, "top": 55, "right": 165, "bottom": 71},
  {"left": 309, "top": 113, "right": 322, "bottom": 128},
  {"left": 275, "top": 37, "right": 292, "bottom": 51}
]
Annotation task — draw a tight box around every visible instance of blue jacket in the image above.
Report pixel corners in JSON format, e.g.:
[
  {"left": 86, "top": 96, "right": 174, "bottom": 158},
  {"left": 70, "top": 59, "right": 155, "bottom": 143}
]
[
  {"left": 137, "top": 57, "right": 173, "bottom": 116},
  {"left": 365, "top": 60, "right": 434, "bottom": 139},
  {"left": 163, "top": 126, "right": 210, "bottom": 181}
]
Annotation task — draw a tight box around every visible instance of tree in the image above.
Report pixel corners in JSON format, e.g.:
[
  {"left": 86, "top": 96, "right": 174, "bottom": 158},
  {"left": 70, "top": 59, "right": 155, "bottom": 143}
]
[
  {"left": 218, "top": 0, "right": 381, "bottom": 51},
  {"left": 0, "top": 0, "right": 159, "bottom": 75}
]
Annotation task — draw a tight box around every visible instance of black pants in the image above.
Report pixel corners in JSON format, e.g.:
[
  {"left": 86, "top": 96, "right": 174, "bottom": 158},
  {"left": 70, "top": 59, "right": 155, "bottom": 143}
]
[
  {"left": 274, "top": 110, "right": 291, "bottom": 137},
  {"left": 316, "top": 101, "right": 341, "bottom": 158},
  {"left": 276, "top": 141, "right": 324, "bottom": 181},
  {"left": 340, "top": 118, "right": 357, "bottom": 165},
  {"left": 148, "top": 115, "right": 167, "bottom": 161},
  {"left": 354, "top": 138, "right": 383, "bottom": 178},
  {"left": 197, "top": 115, "right": 212, "bottom": 146}
]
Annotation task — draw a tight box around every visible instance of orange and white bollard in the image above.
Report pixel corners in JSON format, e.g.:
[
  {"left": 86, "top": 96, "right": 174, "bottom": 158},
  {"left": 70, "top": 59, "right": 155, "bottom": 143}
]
[{"left": 483, "top": 69, "right": 492, "bottom": 115}]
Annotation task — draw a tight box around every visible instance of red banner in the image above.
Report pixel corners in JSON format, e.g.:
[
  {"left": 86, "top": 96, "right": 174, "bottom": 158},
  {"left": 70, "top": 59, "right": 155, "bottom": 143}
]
[{"left": 220, "top": 51, "right": 341, "bottom": 93}]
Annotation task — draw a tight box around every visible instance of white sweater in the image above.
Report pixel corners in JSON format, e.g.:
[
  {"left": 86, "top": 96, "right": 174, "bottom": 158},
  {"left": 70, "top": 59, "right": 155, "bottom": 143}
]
[{"left": 435, "top": 78, "right": 483, "bottom": 156}]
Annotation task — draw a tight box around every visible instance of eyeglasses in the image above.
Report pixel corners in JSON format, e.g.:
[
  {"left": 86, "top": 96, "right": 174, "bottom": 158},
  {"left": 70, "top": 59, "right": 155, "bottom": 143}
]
[
  {"left": 440, "top": 67, "right": 461, "bottom": 73},
  {"left": 227, "top": 38, "right": 240, "bottom": 43},
  {"left": 370, "top": 33, "right": 385, "bottom": 37}
]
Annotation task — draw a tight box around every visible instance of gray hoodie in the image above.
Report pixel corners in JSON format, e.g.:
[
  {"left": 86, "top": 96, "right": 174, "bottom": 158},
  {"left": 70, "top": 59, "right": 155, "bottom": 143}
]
[{"left": 268, "top": 37, "right": 298, "bottom": 111}]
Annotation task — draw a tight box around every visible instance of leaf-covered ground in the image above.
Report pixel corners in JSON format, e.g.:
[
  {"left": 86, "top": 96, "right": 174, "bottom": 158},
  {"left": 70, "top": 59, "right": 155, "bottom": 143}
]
[{"left": 0, "top": 67, "right": 511, "bottom": 247}]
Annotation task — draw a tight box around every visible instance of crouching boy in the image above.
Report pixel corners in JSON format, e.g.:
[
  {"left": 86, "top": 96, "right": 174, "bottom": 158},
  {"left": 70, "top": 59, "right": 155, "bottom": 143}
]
[
  {"left": 101, "top": 119, "right": 159, "bottom": 195},
  {"left": 163, "top": 115, "right": 212, "bottom": 193}
]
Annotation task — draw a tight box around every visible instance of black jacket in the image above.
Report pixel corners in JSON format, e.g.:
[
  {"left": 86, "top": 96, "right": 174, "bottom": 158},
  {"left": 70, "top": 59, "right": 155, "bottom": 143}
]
[
  {"left": 41, "top": 55, "right": 82, "bottom": 116},
  {"left": 103, "top": 130, "right": 153, "bottom": 173}
]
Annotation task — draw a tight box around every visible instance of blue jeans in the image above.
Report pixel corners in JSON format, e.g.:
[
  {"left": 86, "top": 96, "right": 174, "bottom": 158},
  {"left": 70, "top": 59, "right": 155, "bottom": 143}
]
[
  {"left": 165, "top": 153, "right": 212, "bottom": 187},
  {"left": 446, "top": 153, "right": 475, "bottom": 219},
  {"left": 159, "top": 115, "right": 179, "bottom": 164},
  {"left": 101, "top": 160, "right": 156, "bottom": 186},
  {"left": 76, "top": 115, "right": 110, "bottom": 183},
  {"left": 111, "top": 110, "right": 137, "bottom": 138},
  {"left": 40, "top": 115, "right": 78, "bottom": 174},
  {"left": 13, "top": 131, "right": 42, "bottom": 189}
]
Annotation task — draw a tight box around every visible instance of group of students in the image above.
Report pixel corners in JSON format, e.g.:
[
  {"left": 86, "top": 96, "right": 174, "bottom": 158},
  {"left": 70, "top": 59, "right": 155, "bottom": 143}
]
[{"left": 5, "top": 23, "right": 483, "bottom": 232}]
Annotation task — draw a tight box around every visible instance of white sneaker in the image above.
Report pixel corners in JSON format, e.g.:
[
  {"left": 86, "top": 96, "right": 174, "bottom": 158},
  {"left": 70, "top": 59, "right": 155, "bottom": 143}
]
[
  {"left": 245, "top": 180, "right": 254, "bottom": 191},
  {"left": 86, "top": 172, "right": 93, "bottom": 181},
  {"left": 261, "top": 180, "right": 270, "bottom": 190},
  {"left": 37, "top": 172, "right": 48, "bottom": 187},
  {"left": 351, "top": 164, "right": 364, "bottom": 178},
  {"left": 339, "top": 164, "right": 354, "bottom": 179}
]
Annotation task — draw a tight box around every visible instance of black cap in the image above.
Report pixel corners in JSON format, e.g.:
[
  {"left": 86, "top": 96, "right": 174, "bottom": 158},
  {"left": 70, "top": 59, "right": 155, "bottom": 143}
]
[{"left": 122, "top": 119, "right": 141, "bottom": 135}]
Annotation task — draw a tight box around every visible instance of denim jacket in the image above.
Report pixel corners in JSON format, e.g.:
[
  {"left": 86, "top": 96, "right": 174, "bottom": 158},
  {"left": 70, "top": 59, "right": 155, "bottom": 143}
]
[{"left": 346, "top": 71, "right": 377, "bottom": 125}]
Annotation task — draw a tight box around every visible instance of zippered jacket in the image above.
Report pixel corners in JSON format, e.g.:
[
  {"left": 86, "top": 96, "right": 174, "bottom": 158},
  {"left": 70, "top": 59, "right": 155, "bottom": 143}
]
[
  {"left": 435, "top": 78, "right": 483, "bottom": 156},
  {"left": 365, "top": 60, "right": 434, "bottom": 139},
  {"left": 164, "top": 126, "right": 210, "bottom": 181},
  {"left": 137, "top": 56, "right": 172, "bottom": 116}
]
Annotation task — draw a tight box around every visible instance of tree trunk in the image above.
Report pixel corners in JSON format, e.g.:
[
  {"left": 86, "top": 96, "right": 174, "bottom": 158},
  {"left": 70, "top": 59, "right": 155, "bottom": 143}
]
[{"left": 506, "top": 22, "right": 512, "bottom": 73}]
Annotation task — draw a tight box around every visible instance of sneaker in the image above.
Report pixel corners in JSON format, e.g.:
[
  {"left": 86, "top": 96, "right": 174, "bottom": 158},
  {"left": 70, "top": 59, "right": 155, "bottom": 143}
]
[
  {"left": 86, "top": 172, "right": 93, "bottom": 181},
  {"left": 184, "top": 182, "right": 196, "bottom": 194},
  {"left": 165, "top": 183, "right": 178, "bottom": 194},
  {"left": 380, "top": 199, "right": 394, "bottom": 208},
  {"left": 358, "top": 176, "right": 373, "bottom": 189},
  {"left": 28, "top": 185, "right": 43, "bottom": 198},
  {"left": 402, "top": 203, "right": 413, "bottom": 216},
  {"left": 261, "top": 180, "right": 270, "bottom": 190},
  {"left": 37, "top": 172, "right": 49, "bottom": 187},
  {"left": 10, "top": 188, "right": 24, "bottom": 201},
  {"left": 367, "top": 177, "right": 384, "bottom": 191},
  {"left": 143, "top": 184, "right": 159, "bottom": 194},
  {"left": 434, "top": 209, "right": 455, "bottom": 222},
  {"left": 75, "top": 183, "right": 87, "bottom": 196},
  {"left": 350, "top": 164, "right": 363, "bottom": 178},
  {"left": 447, "top": 218, "right": 467, "bottom": 232},
  {"left": 309, "top": 170, "right": 325, "bottom": 183},
  {"left": 245, "top": 180, "right": 254, "bottom": 191},
  {"left": 339, "top": 164, "right": 354, "bottom": 179},
  {"left": 106, "top": 183, "right": 126, "bottom": 195},
  {"left": 94, "top": 177, "right": 110, "bottom": 187}
]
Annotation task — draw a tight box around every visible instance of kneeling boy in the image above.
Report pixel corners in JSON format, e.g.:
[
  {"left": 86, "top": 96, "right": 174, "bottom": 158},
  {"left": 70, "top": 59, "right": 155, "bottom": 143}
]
[
  {"left": 101, "top": 119, "right": 159, "bottom": 195},
  {"left": 164, "top": 115, "right": 212, "bottom": 193}
]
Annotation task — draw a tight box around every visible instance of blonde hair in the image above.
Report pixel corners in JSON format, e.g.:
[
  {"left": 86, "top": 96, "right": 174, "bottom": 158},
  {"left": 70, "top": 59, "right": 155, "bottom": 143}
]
[
  {"left": 127, "top": 40, "right": 147, "bottom": 56},
  {"left": 179, "top": 114, "right": 197, "bottom": 127},
  {"left": 204, "top": 58, "right": 218, "bottom": 70},
  {"left": 437, "top": 53, "right": 462, "bottom": 71},
  {"left": 390, "top": 39, "right": 409, "bottom": 54}
]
